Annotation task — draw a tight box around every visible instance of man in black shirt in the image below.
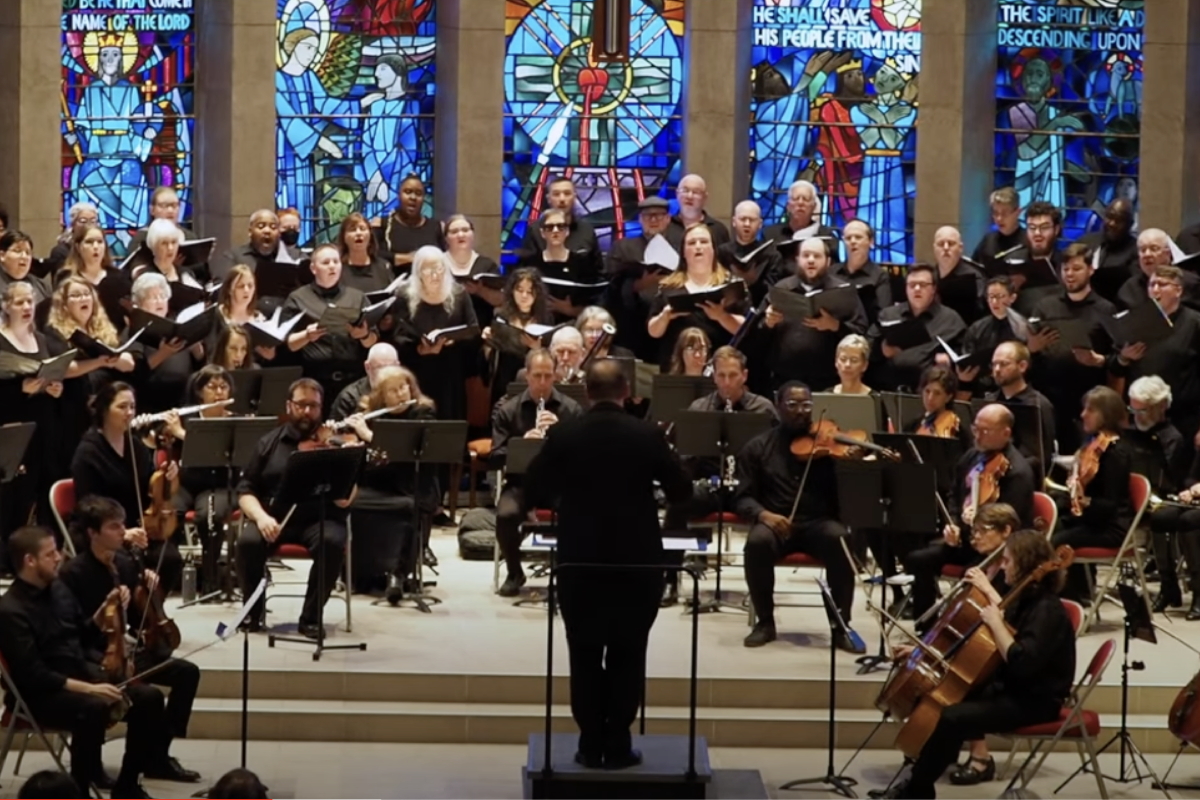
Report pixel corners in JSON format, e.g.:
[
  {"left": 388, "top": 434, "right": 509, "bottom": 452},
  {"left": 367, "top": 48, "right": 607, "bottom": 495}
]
[
  {"left": 903, "top": 404, "right": 1036, "bottom": 621},
  {"left": 735, "top": 383, "right": 861, "bottom": 652},
  {"left": 491, "top": 349, "right": 583, "bottom": 596},
  {"left": 211, "top": 209, "right": 309, "bottom": 311},
  {"left": 667, "top": 174, "right": 731, "bottom": 247},
  {"left": 970, "top": 186, "right": 1028, "bottom": 265},
  {"left": 0, "top": 527, "right": 174, "bottom": 797},
  {"left": 833, "top": 219, "right": 892, "bottom": 325},
  {"left": 984, "top": 341, "right": 1056, "bottom": 477},
  {"left": 237, "top": 378, "right": 357, "bottom": 637},
  {"left": 1077, "top": 198, "right": 1138, "bottom": 301},
  {"left": 719, "top": 200, "right": 781, "bottom": 306},
  {"left": 763, "top": 180, "right": 837, "bottom": 254},
  {"left": 517, "top": 176, "right": 602, "bottom": 278},
  {"left": 604, "top": 197, "right": 682, "bottom": 362},
  {"left": 58, "top": 496, "right": 201, "bottom": 784},
  {"left": 1118, "top": 229, "right": 1200, "bottom": 311},
  {"left": 932, "top": 226, "right": 985, "bottom": 325},
  {"left": 872, "top": 264, "right": 966, "bottom": 392}
]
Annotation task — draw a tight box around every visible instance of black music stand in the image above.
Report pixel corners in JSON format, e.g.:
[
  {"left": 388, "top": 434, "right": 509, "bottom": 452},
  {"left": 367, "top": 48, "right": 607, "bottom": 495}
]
[
  {"left": 368, "top": 420, "right": 468, "bottom": 613},
  {"left": 228, "top": 366, "right": 302, "bottom": 416},
  {"left": 780, "top": 578, "right": 858, "bottom": 798},
  {"left": 0, "top": 422, "right": 36, "bottom": 553},
  {"left": 178, "top": 417, "right": 280, "bottom": 607},
  {"left": 505, "top": 438, "right": 557, "bottom": 607},
  {"left": 835, "top": 459, "right": 937, "bottom": 674},
  {"left": 649, "top": 374, "right": 714, "bottom": 423},
  {"left": 871, "top": 433, "right": 963, "bottom": 501},
  {"left": 266, "top": 445, "right": 367, "bottom": 661},
  {"left": 672, "top": 410, "right": 772, "bottom": 614}
]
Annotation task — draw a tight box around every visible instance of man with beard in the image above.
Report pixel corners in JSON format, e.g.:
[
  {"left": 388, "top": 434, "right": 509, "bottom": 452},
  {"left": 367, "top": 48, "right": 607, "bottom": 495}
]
[
  {"left": 605, "top": 197, "right": 684, "bottom": 361},
  {"left": 1118, "top": 228, "right": 1200, "bottom": 311},
  {"left": 211, "top": 209, "right": 309, "bottom": 312},
  {"left": 518, "top": 176, "right": 602, "bottom": 278},
  {"left": 1078, "top": 198, "right": 1138, "bottom": 301},
  {"left": 735, "top": 382, "right": 862, "bottom": 652},
  {"left": 236, "top": 379, "right": 358, "bottom": 637},
  {"left": 1011, "top": 201, "right": 1063, "bottom": 315},
  {"left": 983, "top": 341, "right": 1056, "bottom": 479},
  {"left": 667, "top": 174, "right": 731, "bottom": 247},
  {"left": 1026, "top": 242, "right": 1115, "bottom": 453},
  {"left": 833, "top": 218, "right": 891, "bottom": 325}
]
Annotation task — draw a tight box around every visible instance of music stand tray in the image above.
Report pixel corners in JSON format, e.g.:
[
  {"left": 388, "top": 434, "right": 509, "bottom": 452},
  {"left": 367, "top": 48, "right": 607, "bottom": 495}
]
[
  {"left": 267, "top": 445, "right": 367, "bottom": 660},
  {"left": 650, "top": 375, "right": 714, "bottom": 423},
  {"left": 0, "top": 422, "right": 36, "bottom": 484}
]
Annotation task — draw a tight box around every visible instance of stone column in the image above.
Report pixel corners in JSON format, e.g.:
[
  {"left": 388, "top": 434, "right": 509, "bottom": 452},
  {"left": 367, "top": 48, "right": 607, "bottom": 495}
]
[
  {"left": 434, "top": 0, "right": 506, "bottom": 260},
  {"left": 683, "top": 0, "right": 754, "bottom": 218},
  {"left": 913, "top": 0, "right": 998, "bottom": 262},
  {"left": 0, "top": 0, "right": 66, "bottom": 247},
  {"left": 1140, "top": 0, "right": 1200, "bottom": 234},
  {"left": 193, "top": 0, "right": 278, "bottom": 249}
]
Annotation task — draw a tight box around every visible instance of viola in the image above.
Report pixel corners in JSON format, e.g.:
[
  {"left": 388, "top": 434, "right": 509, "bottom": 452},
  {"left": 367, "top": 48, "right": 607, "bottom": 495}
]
[
  {"left": 99, "top": 573, "right": 132, "bottom": 684},
  {"left": 917, "top": 409, "right": 960, "bottom": 439},
  {"left": 962, "top": 452, "right": 1009, "bottom": 523},
  {"left": 143, "top": 429, "right": 181, "bottom": 542},
  {"left": 131, "top": 549, "right": 181, "bottom": 658},
  {"left": 1070, "top": 431, "right": 1118, "bottom": 517}
]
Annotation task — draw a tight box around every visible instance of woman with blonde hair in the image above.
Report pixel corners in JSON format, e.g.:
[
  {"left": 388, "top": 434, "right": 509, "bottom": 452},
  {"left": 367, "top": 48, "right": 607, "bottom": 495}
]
[{"left": 829, "top": 333, "right": 872, "bottom": 394}]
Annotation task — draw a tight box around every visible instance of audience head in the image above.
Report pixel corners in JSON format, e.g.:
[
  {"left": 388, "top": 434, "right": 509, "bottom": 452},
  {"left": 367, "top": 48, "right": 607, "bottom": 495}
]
[
  {"left": 17, "top": 770, "right": 85, "bottom": 799},
  {"left": 208, "top": 768, "right": 269, "bottom": 800}
]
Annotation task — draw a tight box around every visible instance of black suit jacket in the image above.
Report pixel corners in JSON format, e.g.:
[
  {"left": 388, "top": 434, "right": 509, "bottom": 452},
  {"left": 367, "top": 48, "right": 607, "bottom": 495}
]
[{"left": 524, "top": 403, "right": 690, "bottom": 569}]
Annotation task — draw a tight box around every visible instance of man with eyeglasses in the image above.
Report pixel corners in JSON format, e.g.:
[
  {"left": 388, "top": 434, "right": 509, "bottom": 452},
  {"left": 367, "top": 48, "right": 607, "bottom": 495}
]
[
  {"left": 1010, "top": 201, "right": 1063, "bottom": 316},
  {"left": 954, "top": 276, "right": 1028, "bottom": 397},
  {"left": 903, "top": 406, "right": 1034, "bottom": 625},
  {"left": 517, "top": 177, "right": 602, "bottom": 278},
  {"left": 236, "top": 378, "right": 359, "bottom": 637},
  {"left": 735, "top": 382, "right": 862, "bottom": 651},
  {"left": 873, "top": 263, "right": 966, "bottom": 392},
  {"left": 667, "top": 174, "right": 731, "bottom": 247},
  {"left": 970, "top": 187, "right": 1028, "bottom": 267},
  {"left": 764, "top": 180, "right": 836, "bottom": 253},
  {"left": 983, "top": 341, "right": 1056, "bottom": 478},
  {"left": 605, "top": 196, "right": 684, "bottom": 362},
  {"left": 1118, "top": 228, "right": 1200, "bottom": 312},
  {"left": 212, "top": 209, "right": 308, "bottom": 313},
  {"left": 1026, "top": 242, "right": 1115, "bottom": 453},
  {"left": 763, "top": 237, "right": 868, "bottom": 391},
  {"left": 1111, "top": 264, "right": 1200, "bottom": 443},
  {"left": 128, "top": 186, "right": 195, "bottom": 260}
]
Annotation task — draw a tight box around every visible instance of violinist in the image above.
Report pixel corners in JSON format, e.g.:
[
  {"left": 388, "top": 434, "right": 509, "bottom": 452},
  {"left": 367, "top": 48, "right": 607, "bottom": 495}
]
[
  {"left": 734, "top": 382, "right": 861, "bottom": 652},
  {"left": 341, "top": 366, "right": 439, "bottom": 600},
  {"left": 1050, "top": 386, "right": 1134, "bottom": 604},
  {"left": 236, "top": 378, "right": 357, "bottom": 636},
  {"left": 59, "top": 496, "right": 201, "bottom": 784},
  {"left": 491, "top": 349, "right": 583, "bottom": 597},
  {"left": 908, "top": 366, "right": 972, "bottom": 450},
  {"left": 164, "top": 367, "right": 237, "bottom": 597},
  {"left": 70, "top": 381, "right": 185, "bottom": 592},
  {"left": 881, "top": 530, "right": 1075, "bottom": 799},
  {"left": 903, "top": 404, "right": 1035, "bottom": 624},
  {"left": 0, "top": 526, "right": 176, "bottom": 796}
]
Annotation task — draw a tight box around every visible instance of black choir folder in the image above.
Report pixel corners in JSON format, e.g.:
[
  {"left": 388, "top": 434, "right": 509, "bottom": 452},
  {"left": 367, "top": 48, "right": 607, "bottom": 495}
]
[
  {"left": 1027, "top": 314, "right": 1097, "bottom": 351},
  {"left": 422, "top": 324, "right": 480, "bottom": 345},
  {"left": 244, "top": 307, "right": 306, "bottom": 349},
  {"left": 490, "top": 318, "right": 570, "bottom": 354},
  {"left": 0, "top": 349, "right": 77, "bottom": 382},
  {"left": 1103, "top": 301, "right": 1174, "bottom": 346},
  {"left": 119, "top": 237, "right": 216, "bottom": 273},
  {"left": 130, "top": 305, "right": 216, "bottom": 348},
  {"left": 768, "top": 284, "right": 858, "bottom": 320},
  {"left": 664, "top": 281, "right": 747, "bottom": 313},
  {"left": 541, "top": 276, "right": 608, "bottom": 304},
  {"left": 878, "top": 316, "right": 932, "bottom": 349},
  {"left": 69, "top": 326, "right": 147, "bottom": 359},
  {"left": 453, "top": 272, "right": 506, "bottom": 291}
]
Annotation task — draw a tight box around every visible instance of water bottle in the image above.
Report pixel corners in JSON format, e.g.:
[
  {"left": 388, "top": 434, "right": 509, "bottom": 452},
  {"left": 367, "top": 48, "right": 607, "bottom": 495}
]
[{"left": 181, "top": 556, "right": 197, "bottom": 604}]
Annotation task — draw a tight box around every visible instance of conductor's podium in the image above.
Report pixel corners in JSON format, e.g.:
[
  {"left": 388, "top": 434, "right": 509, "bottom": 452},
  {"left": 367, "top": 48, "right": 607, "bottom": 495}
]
[{"left": 523, "top": 733, "right": 767, "bottom": 799}]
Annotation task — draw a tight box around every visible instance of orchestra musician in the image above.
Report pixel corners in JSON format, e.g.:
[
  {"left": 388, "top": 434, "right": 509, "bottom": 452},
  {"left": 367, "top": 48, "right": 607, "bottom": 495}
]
[
  {"left": 236, "top": 378, "right": 357, "bottom": 636},
  {"left": 0, "top": 526, "right": 181, "bottom": 796},
  {"left": 828, "top": 334, "right": 873, "bottom": 395},
  {"left": 909, "top": 366, "right": 972, "bottom": 450},
  {"left": 576, "top": 306, "right": 633, "bottom": 360},
  {"left": 646, "top": 223, "right": 746, "bottom": 372},
  {"left": 902, "top": 404, "right": 1035, "bottom": 625},
  {"left": 341, "top": 366, "right": 439, "bottom": 601},
  {"left": 523, "top": 359, "right": 690, "bottom": 770},
  {"left": 734, "top": 382, "right": 863, "bottom": 652},
  {"left": 667, "top": 327, "right": 712, "bottom": 377},
  {"left": 1051, "top": 386, "right": 1134, "bottom": 603},
  {"left": 490, "top": 348, "right": 583, "bottom": 597},
  {"left": 59, "top": 496, "right": 201, "bottom": 784},
  {"left": 372, "top": 175, "right": 445, "bottom": 272},
  {"left": 330, "top": 342, "right": 401, "bottom": 421},
  {"left": 70, "top": 381, "right": 184, "bottom": 592},
  {"left": 882, "top": 530, "right": 1075, "bottom": 799},
  {"left": 549, "top": 327, "right": 585, "bottom": 383}
]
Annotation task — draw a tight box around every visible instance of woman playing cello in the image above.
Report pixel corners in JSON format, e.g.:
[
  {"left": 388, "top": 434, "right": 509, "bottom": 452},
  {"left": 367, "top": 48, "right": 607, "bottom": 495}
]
[{"left": 881, "top": 530, "right": 1075, "bottom": 799}]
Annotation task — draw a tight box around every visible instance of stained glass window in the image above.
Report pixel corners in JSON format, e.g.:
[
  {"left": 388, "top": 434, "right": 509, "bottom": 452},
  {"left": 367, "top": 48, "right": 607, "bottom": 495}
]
[
  {"left": 995, "top": 0, "right": 1143, "bottom": 241},
  {"left": 750, "top": 0, "right": 921, "bottom": 264},
  {"left": 61, "top": 0, "right": 196, "bottom": 256},
  {"left": 502, "top": 0, "right": 686, "bottom": 262},
  {"left": 276, "top": 0, "right": 436, "bottom": 248}
]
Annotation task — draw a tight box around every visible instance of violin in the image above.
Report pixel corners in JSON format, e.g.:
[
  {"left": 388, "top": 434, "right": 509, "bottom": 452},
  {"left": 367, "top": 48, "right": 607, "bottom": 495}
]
[
  {"left": 789, "top": 419, "right": 898, "bottom": 461},
  {"left": 917, "top": 409, "right": 960, "bottom": 439},
  {"left": 99, "top": 570, "right": 132, "bottom": 684},
  {"left": 130, "top": 548, "right": 181, "bottom": 658},
  {"left": 962, "top": 451, "right": 1009, "bottom": 523},
  {"left": 1070, "top": 431, "right": 1118, "bottom": 517}
]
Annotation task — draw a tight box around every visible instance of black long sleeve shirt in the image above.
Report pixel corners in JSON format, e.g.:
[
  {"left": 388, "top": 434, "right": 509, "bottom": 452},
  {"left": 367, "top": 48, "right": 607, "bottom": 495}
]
[
  {"left": 488, "top": 389, "right": 583, "bottom": 472},
  {"left": 58, "top": 548, "right": 143, "bottom": 654},
  {"left": 1028, "top": 289, "right": 1114, "bottom": 406},
  {"left": 995, "top": 586, "right": 1076, "bottom": 713},
  {"left": 236, "top": 422, "right": 348, "bottom": 522},
  {"left": 832, "top": 259, "right": 892, "bottom": 325},
  {"left": 1071, "top": 434, "right": 1134, "bottom": 537},
  {"left": 984, "top": 385, "right": 1057, "bottom": 474},
  {"left": 0, "top": 579, "right": 104, "bottom": 700},
  {"left": 518, "top": 216, "right": 603, "bottom": 280},
  {"left": 959, "top": 312, "right": 1027, "bottom": 396},
  {"left": 872, "top": 301, "right": 967, "bottom": 392},
  {"left": 763, "top": 272, "right": 869, "bottom": 389},
  {"left": 71, "top": 428, "right": 153, "bottom": 527},
  {"left": 1110, "top": 306, "right": 1200, "bottom": 431},
  {"left": 734, "top": 427, "right": 839, "bottom": 522},
  {"left": 947, "top": 443, "right": 1036, "bottom": 529}
]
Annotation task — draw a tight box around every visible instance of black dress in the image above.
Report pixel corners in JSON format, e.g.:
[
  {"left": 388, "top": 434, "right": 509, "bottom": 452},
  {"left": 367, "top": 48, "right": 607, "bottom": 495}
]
[
  {"left": 340, "top": 257, "right": 396, "bottom": 295},
  {"left": 391, "top": 290, "right": 479, "bottom": 422},
  {"left": 374, "top": 216, "right": 445, "bottom": 273},
  {"left": 0, "top": 331, "right": 57, "bottom": 540},
  {"left": 43, "top": 329, "right": 94, "bottom": 496},
  {"left": 449, "top": 253, "right": 501, "bottom": 328},
  {"left": 648, "top": 281, "right": 748, "bottom": 372}
]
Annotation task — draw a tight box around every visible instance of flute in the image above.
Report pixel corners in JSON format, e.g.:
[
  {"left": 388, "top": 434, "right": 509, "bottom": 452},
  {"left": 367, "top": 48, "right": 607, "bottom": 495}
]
[{"left": 130, "top": 399, "right": 234, "bottom": 430}]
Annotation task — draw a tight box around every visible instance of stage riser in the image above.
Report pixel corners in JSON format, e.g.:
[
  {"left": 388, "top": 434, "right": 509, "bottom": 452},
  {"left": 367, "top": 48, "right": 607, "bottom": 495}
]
[
  {"left": 184, "top": 708, "right": 1184, "bottom": 753},
  {"left": 196, "top": 669, "right": 1183, "bottom": 717}
]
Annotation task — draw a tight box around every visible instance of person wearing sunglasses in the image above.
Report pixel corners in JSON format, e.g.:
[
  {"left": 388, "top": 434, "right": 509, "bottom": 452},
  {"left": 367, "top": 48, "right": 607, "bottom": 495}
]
[{"left": 518, "top": 208, "right": 602, "bottom": 319}]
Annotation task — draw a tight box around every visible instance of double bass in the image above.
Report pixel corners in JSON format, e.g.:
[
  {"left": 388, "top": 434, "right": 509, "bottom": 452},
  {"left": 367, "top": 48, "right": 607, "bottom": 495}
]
[{"left": 877, "top": 545, "right": 1074, "bottom": 758}]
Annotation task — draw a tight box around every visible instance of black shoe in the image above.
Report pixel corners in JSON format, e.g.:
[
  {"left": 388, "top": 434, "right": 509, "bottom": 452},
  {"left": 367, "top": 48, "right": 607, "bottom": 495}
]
[
  {"left": 1187, "top": 597, "right": 1200, "bottom": 621},
  {"left": 498, "top": 571, "right": 527, "bottom": 597},
  {"left": 573, "top": 751, "right": 604, "bottom": 769},
  {"left": 743, "top": 622, "right": 777, "bottom": 647},
  {"left": 604, "top": 749, "right": 643, "bottom": 770},
  {"left": 110, "top": 782, "right": 152, "bottom": 799},
  {"left": 423, "top": 545, "right": 440, "bottom": 567},
  {"left": 143, "top": 756, "right": 201, "bottom": 783},
  {"left": 1154, "top": 582, "right": 1183, "bottom": 612},
  {"left": 834, "top": 630, "right": 867, "bottom": 655},
  {"left": 86, "top": 770, "right": 117, "bottom": 791},
  {"left": 949, "top": 755, "right": 995, "bottom": 785},
  {"left": 386, "top": 574, "right": 404, "bottom": 606},
  {"left": 297, "top": 621, "right": 323, "bottom": 640},
  {"left": 431, "top": 511, "right": 454, "bottom": 527},
  {"left": 660, "top": 581, "right": 678, "bottom": 608}
]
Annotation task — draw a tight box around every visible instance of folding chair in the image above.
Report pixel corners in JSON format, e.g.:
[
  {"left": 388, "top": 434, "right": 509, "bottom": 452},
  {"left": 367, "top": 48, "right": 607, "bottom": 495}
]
[
  {"left": 254, "top": 517, "right": 355, "bottom": 632},
  {"left": 1032, "top": 490, "right": 1058, "bottom": 539},
  {"left": 1075, "top": 473, "right": 1152, "bottom": 634},
  {"left": 0, "top": 653, "right": 69, "bottom": 779},
  {"left": 48, "top": 479, "right": 78, "bottom": 558},
  {"left": 997, "top": 638, "right": 1116, "bottom": 799},
  {"left": 746, "top": 552, "right": 826, "bottom": 627}
]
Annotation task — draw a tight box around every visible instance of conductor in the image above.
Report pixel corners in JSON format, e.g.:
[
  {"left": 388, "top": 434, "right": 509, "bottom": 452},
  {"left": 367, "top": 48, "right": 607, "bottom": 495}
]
[{"left": 524, "top": 359, "right": 691, "bottom": 770}]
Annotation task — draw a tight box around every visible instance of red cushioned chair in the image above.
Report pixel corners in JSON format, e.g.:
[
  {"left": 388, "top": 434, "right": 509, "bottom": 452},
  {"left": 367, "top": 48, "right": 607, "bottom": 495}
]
[
  {"left": 997, "top": 638, "right": 1116, "bottom": 799},
  {"left": 48, "top": 479, "right": 78, "bottom": 558},
  {"left": 1075, "top": 473, "right": 1152, "bottom": 634},
  {"left": 1061, "top": 598, "right": 1084, "bottom": 636},
  {"left": 746, "top": 551, "right": 826, "bottom": 627},
  {"left": 252, "top": 517, "right": 355, "bottom": 633}
]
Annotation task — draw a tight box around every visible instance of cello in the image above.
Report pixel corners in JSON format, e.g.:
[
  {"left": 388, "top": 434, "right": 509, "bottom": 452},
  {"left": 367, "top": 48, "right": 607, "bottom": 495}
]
[{"left": 877, "top": 544, "right": 1074, "bottom": 759}]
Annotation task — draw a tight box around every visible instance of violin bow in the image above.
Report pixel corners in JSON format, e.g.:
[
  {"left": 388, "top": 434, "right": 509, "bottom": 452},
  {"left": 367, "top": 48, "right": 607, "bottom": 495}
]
[
  {"left": 905, "top": 438, "right": 956, "bottom": 526},
  {"left": 786, "top": 408, "right": 826, "bottom": 525},
  {"left": 124, "top": 428, "right": 173, "bottom": 652}
]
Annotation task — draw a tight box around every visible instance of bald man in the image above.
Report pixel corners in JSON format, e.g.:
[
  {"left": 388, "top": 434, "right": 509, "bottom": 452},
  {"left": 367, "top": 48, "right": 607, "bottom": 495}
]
[
  {"left": 667, "top": 174, "right": 731, "bottom": 247},
  {"left": 330, "top": 342, "right": 401, "bottom": 420},
  {"left": 1077, "top": 197, "right": 1138, "bottom": 300},
  {"left": 1118, "top": 228, "right": 1200, "bottom": 311},
  {"left": 903, "top": 403, "right": 1036, "bottom": 623},
  {"left": 211, "top": 208, "right": 310, "bottom": 311},
  {"left": 932, "top": 225, "right": 986, "bottom": 324},
  {"left": 718, "top": 200, "right": 782, "bottom": 305}
]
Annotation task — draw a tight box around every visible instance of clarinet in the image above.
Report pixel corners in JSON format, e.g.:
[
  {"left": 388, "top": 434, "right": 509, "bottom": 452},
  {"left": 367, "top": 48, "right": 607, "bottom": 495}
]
[
  {"left": 535, "top": 396, "right": 548, "bottom": 435},
  {"left": 721, "top": 397, "right": 737, "bottom": 489}
]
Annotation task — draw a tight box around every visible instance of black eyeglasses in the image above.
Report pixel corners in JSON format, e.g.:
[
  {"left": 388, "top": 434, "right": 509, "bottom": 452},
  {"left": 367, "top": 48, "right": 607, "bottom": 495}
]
[{"left": 542, "top": 223, "right": 568, "bottom": 232}]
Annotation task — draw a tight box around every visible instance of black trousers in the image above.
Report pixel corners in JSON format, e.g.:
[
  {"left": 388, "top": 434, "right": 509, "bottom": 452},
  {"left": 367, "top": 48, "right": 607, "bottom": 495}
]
[
  {"left": 864, "top": 529, "right": 930, "bottom": 603},
  {"left": 1052, "top": 520, "right": 1124, "bottom": 601},
  {"left": 558, "top": 571, "right": 660, "bottom": 758},
  {"left": 348, "top": 507, "right": 418, "bottom": 591},
  {"left": 29, "top": 681, "right": 167, "bottom": 790},
  {"left": 496, "top": 485, "right": 525, "bottom": 576},
  {"left": 743, "top": 518, "right": 854, "bottom": 623},
  {"left": 134, "top": 653, "right": 199, "bottom": 745},
  {"left": 143, "top": 537, "right": 184, "bottom": 596},
  {"left": 906, "top": 685, "right": 1058, "bottom": 798},
  {"left": 903, "top": 542, "right": 979, "bottom": 621},
  {"left": 661, "top": 484, "right": 721, "bottom": 588},
  {"left": 237, "top": 516, "right": 347, "bottom": 625},
  {"left": 174, "top": 487, "right": 235, "bottom": 594},
  {"left": 1150, "top": 505, "right": 1200, "bottom": 592}
]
